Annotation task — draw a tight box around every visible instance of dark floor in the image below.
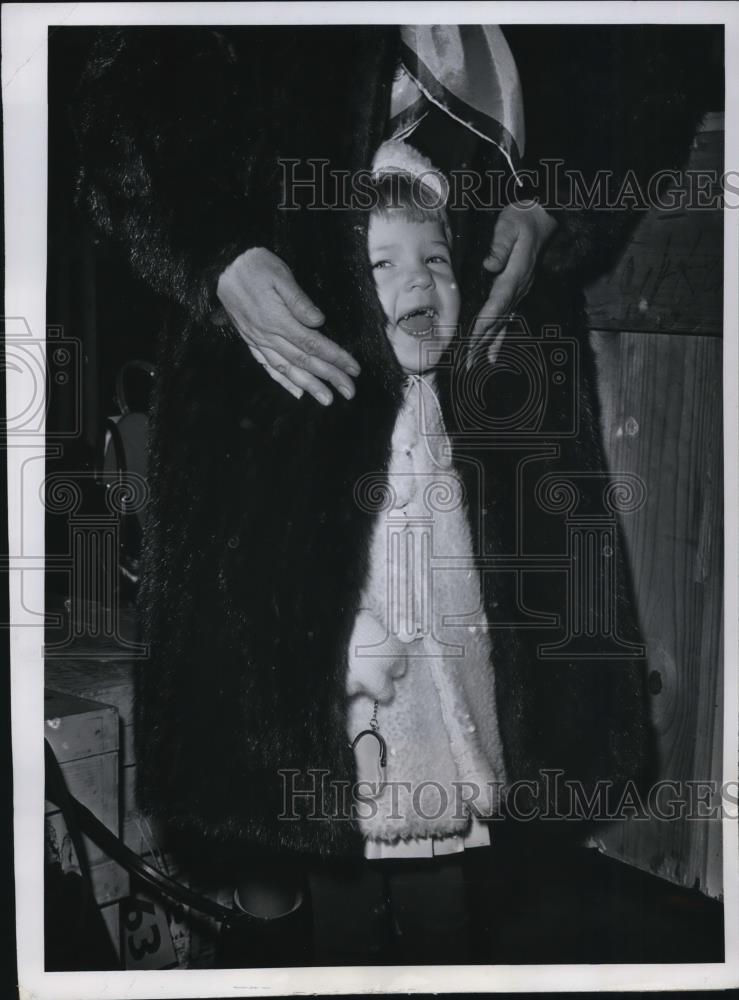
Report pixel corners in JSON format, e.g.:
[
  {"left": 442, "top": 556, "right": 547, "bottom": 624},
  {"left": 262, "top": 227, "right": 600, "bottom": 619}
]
[
  {"left": 44, "top": 834, "right": 725, "bottom": 970},
  {"left": 212, "top": 837, "right": 724, "bottom": 968},
  {"left": 463, "top": 838, "right": 724, "bottom": 965}
]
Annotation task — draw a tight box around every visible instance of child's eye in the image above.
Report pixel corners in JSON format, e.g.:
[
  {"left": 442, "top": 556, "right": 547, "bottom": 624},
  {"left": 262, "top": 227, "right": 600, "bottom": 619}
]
[
  {"left": 427, "top": 255, "right": 449, "bottom": 265},
  {"left": 371, "top": 259, "right": 392, "bottom": 270}
]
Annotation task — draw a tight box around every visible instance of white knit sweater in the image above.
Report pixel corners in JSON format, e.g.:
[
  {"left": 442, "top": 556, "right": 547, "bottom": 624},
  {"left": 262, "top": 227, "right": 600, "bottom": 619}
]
[{"left": 346, "top": 373, "right": 507, "bottom": 857}]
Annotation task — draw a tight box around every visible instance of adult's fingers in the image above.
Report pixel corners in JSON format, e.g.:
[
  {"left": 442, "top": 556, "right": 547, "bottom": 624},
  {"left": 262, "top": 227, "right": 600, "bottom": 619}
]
[
  {"left": 238, "top": 303, "right": 358, "bottom": 402},
  {"left": 478, "top": 234, "right": 536, "bottom": 328},
  {"left": 273, "top": 268, "right": 360, "bottom": 377},
  {"left": 248, "top": 344, "right": 305, "bottom": 400},
  {"left": 274, "top": 266, "right": 326, "bottom": 328},
  {"left": 269, "top": 306, "right": 362, "bottom": 380},
  {"left": 249, "top": 343, "right": 304, "bottom": 398},
  {"left": 263, "top": 365, "right": 305, "bottom": 400},
  {"left": 478, "top": 271, "right": 520, "bottom": 329},
  {"left": 466, "top": 263, "right": 527, "bottom": 373},
  {"left": 259, "top": 342, "right": 337, "bottom": 406},
  {"left": 483, "top": 214, "right": 519, "bottom": 274},
  {"left": 262, "top": 329, "right": 358, "bottom": 401},
  {"left": 467, "top": 276, "right": 518, "bottom": 369}
]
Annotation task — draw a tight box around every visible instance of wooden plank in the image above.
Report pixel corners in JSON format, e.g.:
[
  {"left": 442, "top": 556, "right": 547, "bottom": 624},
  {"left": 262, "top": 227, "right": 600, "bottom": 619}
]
[
  {"left": 589, "top": 329, "right": 723, "bottom": 897},
  {"left": 100, "top": 901, "right": 121, "bottom": 960},
  {"left": 584, "top": 114, "right": 723, "bottom": 336},
  {"left": 702, "top": 609, "right": 724, "bottom": 900}
]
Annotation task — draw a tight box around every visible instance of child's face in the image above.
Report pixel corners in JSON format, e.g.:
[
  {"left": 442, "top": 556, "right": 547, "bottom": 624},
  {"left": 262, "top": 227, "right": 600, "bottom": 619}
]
[{"left": 368, "top": 213, "right": 460, "bottom": 374}]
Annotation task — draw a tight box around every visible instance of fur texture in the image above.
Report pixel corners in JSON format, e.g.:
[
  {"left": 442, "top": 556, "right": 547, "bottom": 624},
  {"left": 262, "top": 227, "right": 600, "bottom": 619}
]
[{"left": 73, "top": 26, "right": 710, "bottom": 861}]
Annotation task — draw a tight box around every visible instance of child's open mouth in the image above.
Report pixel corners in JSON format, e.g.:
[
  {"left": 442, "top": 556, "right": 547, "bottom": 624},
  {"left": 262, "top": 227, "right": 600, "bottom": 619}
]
[{"left": 397, "top": 307, "right": 437, "bottom": 337}]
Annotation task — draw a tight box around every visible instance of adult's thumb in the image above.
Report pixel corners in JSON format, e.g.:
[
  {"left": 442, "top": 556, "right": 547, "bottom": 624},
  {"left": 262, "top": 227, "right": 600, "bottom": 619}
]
[
  {"left": 280, "top": 274, "right": 325, "bottom": 326},
  {"left": 483, "top": 252, "right": 506, "bottom": 274}
]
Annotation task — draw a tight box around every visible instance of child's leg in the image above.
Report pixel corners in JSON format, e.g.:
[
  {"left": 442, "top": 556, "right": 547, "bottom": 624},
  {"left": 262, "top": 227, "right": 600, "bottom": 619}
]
[
  {"left": 383, "top": 854, "right": 473, "bottom": 965},
  {"left": 306, "top": 857, "right": 391, "bottom": 965}
]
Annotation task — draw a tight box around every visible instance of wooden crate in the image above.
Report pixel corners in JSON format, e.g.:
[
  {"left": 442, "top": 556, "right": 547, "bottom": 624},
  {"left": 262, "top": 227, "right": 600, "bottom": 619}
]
[
  {"left": 46, "top": 659, "right": 136, "bottom": 765},
  {"left": 44, "top": 687, "right": 118, "bottom": 762},
  {"left": 44, "top": 688, "right": 129, "bottom": 906}
]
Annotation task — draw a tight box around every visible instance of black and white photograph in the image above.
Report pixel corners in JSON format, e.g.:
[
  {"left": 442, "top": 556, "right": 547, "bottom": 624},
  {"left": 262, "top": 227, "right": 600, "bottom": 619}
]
[{"left": 4, "top": 1, "right": 738, "bottom": 995}]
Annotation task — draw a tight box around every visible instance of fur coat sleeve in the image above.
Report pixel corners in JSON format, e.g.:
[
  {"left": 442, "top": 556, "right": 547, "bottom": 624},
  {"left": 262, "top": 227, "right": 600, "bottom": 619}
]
[{"left": 73, "top": 27, "right": 280, "bottom": 328}]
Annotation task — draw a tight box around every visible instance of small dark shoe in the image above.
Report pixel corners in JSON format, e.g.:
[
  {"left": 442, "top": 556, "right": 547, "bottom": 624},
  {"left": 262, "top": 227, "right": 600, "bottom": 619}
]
[{"left": 215, "top": 896, "right": 313, "bottom": 969}]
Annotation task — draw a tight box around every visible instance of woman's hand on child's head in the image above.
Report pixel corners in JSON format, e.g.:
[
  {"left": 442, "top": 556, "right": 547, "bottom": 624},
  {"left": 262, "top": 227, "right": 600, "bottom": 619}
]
[
  {"left": 216, "top": 247, "right": 361, "bottom": 405},
  {"left": 346, "top": 610, "right": 407, "bottom": 703},
  {"left": 466, "top": 201, "right": 558, "bottom": 370}
]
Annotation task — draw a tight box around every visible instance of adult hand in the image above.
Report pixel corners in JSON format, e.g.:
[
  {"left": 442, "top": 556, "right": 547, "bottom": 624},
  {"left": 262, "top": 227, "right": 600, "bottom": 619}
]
[
  {"left": 216, "top": 246, "right": 361, "bottom": 404},
  {"left": 467, "top": 200, "right": 558, "bottom": 370}
]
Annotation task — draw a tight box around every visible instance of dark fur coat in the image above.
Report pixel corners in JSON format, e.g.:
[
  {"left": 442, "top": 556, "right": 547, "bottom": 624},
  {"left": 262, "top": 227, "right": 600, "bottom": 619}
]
[{"left": 74, "top": 25, "right": 709, "bottom": 860}]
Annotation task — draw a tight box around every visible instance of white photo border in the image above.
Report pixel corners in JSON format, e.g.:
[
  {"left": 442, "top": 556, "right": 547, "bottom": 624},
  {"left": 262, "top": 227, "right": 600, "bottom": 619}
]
[{"left": 4, "top": 2, "right": 738, "bottom": 996}]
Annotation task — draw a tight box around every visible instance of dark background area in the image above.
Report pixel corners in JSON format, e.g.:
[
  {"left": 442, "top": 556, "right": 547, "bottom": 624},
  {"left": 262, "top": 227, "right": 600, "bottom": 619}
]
[{"left": 47, "top": 27, "right": 166, "bottom": 613}]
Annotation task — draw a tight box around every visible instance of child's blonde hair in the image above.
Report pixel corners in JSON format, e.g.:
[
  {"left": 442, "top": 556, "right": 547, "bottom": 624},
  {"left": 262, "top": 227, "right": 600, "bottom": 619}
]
[{"left": 370, "top": 139, "right": 452, "bottom": 247}]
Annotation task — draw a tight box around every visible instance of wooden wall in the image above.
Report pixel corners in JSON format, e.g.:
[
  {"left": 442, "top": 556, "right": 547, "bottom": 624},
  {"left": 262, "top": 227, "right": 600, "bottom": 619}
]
[{"left": 583, "top": 113, "right": 724, "bottom": 898}]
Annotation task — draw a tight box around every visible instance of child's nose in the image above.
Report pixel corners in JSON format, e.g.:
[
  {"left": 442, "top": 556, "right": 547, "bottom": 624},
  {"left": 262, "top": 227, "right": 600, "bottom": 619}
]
[{"left": 406, "top": 265, "right": 434, "bottom": 290}]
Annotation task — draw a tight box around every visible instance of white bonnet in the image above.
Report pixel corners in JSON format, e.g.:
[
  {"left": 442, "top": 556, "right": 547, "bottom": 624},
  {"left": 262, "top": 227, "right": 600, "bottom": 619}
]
[{"left": 371, "top": 140, "right": 448, "bottom": 207}]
